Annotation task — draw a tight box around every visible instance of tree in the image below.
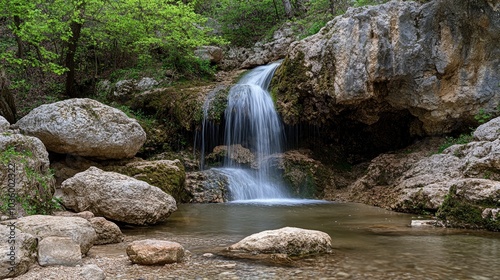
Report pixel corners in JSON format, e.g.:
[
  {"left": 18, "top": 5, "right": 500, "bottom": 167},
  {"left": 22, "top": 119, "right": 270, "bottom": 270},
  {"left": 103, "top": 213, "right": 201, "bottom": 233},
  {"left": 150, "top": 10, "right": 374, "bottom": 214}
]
[{"left": 0, "top": 0, "right": 223, "bottom": 97}]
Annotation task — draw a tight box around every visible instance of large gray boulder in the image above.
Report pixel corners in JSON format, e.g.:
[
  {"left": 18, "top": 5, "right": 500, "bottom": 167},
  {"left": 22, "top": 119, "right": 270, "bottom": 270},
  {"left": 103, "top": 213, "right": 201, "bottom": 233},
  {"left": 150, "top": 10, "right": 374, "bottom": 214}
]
[
  {"left": 227, "top": 227, "right": 332, "bottom": 258},
  {"left": 0, "top": 224, "right": 37, "bottom": 279},
  {"left": 272, "top": 0, "right": 500, "bottom": 135},
  {"left": 15, "top": 215, "right": 97, "bottom": 255},
  {"left": 14, "top": 98, "right": 146, "bottom": 159},
  {"left": 58, "top": 167, "right": 177, "bottom": 225}
]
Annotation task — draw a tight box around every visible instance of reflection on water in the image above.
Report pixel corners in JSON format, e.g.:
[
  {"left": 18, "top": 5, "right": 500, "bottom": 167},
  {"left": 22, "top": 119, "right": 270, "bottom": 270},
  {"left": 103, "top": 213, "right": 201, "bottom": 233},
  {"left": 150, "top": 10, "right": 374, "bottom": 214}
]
[{"left": 123, "top": 202, "right": 500, "bottom": 279}]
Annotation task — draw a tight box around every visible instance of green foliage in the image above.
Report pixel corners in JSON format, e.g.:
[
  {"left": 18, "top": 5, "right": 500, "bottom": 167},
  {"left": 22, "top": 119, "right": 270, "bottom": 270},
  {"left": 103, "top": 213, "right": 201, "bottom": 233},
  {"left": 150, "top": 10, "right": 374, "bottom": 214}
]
[
  {"left": 437, "top": 133, "right": 474, "bottom": 153},
  {"left": 198, "top": 0, "right": 285, "bottom": 47}
]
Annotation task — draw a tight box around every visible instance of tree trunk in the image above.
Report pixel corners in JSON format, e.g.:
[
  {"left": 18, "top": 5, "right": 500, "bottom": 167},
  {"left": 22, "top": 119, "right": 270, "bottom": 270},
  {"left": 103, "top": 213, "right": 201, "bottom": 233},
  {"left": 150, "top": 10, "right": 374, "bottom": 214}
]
[
  {"left": 282, "top": 0, "right": 294, "bottom": 18},
  {"left": 64, "top": 20, "right": 83, "bottom": 98},
  {"left": 13, "top": 16, "right": 24, "bottom": 59}
]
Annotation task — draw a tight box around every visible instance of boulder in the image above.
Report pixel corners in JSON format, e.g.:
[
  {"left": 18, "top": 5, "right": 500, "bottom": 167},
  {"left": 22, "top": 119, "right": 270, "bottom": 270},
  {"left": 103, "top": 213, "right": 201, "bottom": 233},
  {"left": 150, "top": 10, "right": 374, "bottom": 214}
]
[
  {"left": 14, "top": 98, "right": 146, "bottom": 159},
  {"left": 0, "top": 116, "right": 9, "bottom": 132},
  {"left": 0, "top": 224, "right": 37, "bottom": 279},
  {"left": 272, "top": 0, "right": 500, "bottom": 136},
  {"left": 15, "top": 215, "right": 97, "bottom": 255},
  {"left": 58, "top": 167, "right": 177, "bottom": 225},
  {"left": 474, "top": 116, "right": 500, "bottom": 141},
  {"left": 185, "top": 170, "right": 230, "bottom": 203},
  {"left": 0, "top": 132, "right": 55, "bottom": 217},
  {"left": 38, "top": 236, "right": 82, "bottom": 267},
  {"left": 104, "top": 159, "right": 187, "bottom": 202},
  {"left": 90, "top": 217, "right": 123, "bottom": 245},
  {"left": 226, "top": 227, "right": 332, "bottom": 258},
  {"left": 126, "top": 239, "right": 185, "bottom": 265}
]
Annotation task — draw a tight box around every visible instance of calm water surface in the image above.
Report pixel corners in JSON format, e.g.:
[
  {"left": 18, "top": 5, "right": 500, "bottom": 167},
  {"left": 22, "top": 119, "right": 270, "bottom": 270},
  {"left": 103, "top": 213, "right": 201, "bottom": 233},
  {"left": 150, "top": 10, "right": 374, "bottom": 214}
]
[{"left": 123, "top": 201, "right": 500, "bottom": 279}]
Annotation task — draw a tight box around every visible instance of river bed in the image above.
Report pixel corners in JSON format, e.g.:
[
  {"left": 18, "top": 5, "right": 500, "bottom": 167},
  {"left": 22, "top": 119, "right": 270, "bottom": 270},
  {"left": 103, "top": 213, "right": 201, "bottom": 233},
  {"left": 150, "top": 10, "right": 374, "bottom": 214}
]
[{"left": 105, "top": 201, "right": 500, "bottom": 279}]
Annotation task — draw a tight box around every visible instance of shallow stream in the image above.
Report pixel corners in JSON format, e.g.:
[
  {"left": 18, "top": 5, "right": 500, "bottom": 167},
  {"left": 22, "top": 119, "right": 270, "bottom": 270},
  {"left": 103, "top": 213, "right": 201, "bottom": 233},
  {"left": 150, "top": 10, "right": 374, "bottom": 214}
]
[{"left": 115, "top": 201, "right": 500, "bottom": 279}]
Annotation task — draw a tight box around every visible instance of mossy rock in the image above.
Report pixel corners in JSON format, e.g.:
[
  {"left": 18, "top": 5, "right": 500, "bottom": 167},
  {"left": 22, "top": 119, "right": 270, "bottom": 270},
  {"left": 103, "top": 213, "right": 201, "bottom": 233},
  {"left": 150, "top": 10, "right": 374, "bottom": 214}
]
[
  {"left": 104, "top": 159, "right": 188, "bottom": 203},
  {"left": 437, "top": 185, "right": 500, "bottom": 231}
]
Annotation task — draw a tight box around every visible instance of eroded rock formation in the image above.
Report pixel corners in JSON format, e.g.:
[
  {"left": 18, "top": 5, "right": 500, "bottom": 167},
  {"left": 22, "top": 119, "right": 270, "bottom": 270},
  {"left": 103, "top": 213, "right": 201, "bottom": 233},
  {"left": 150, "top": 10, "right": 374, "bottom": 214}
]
[{"left": 272, "top": 0, "right": 500, "bottom": 158}]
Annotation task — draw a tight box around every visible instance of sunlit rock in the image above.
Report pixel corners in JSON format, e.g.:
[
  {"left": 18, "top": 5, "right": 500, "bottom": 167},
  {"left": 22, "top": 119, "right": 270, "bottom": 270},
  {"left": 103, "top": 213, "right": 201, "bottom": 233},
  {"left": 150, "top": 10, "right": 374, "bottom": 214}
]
[{"left": 126, "top": 239, "right": 185, "bottom": 265}]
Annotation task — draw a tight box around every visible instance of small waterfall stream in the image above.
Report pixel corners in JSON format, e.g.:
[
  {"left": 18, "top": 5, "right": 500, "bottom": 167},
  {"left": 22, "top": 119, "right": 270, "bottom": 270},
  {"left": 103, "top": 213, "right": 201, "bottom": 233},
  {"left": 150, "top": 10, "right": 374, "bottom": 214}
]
[{"left": 201, "top": 61, "right": 291, "bottom": 201}]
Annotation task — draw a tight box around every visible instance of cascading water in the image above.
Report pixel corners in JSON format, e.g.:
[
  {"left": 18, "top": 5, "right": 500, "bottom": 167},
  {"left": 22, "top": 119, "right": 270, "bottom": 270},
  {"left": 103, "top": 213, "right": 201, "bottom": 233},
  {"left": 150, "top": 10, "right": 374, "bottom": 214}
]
[{"left": 201, "top": 61, "right": 291, "bottom": 201}]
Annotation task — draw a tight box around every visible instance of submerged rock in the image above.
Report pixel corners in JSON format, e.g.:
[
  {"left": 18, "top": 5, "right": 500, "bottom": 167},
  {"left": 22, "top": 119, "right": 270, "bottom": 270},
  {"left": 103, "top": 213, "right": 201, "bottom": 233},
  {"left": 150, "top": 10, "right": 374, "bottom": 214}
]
[
  {"left": 14, "top": 98, "right": 146, "bottom": 159},
  {"left": 226, "top": 227, "right": 332, "bottom": 259},
  {"left": 58, "top": 167, "right": 177, "bottom": 225},
  {"left": 126, "top": 239, "right": 185, "bottom": 265}
]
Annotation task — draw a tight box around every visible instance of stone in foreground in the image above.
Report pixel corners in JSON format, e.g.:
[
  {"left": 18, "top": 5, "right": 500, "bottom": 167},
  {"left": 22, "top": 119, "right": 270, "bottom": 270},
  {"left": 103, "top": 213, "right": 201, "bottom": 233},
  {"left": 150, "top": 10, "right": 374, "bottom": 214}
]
[
  {"left": 0, "top": 225, "right": 37, "bottom": 279},
  {"left": 227, "top": 227, "right": 332, "bottom": 258},
  {"left": 90, "top": 217, "right": 124, "bottom": 245},
  {"left": 38, "top": 236, "right": 82, "bottom": 267},
  {"left": 59, "top": 167, "right": 177, "bottom": 225},
  {"left": 15, "top": 215, "right": 97, "bottom": 255},
  {"left": 126, "top": 239, "right": 185, "bottom": 265}
]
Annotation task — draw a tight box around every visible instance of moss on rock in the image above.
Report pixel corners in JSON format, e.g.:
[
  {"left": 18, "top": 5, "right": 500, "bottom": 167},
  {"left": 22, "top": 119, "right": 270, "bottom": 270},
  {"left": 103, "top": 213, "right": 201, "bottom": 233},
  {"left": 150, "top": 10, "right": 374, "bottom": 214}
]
[
  {"left": 104, "top": 159, "right": 188, "bottom": 203},
  {"left": 271, "top": 52, "right": 309, "bottom": 125},
  {"left": 437, "top": 185, "right": 500, "bottom": 231}
]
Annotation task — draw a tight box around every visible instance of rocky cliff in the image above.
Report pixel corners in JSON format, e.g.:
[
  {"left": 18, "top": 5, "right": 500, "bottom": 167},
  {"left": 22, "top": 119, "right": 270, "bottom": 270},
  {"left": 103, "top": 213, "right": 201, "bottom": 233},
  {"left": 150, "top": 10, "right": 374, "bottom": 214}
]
[{"left": 272, "top": 0, "right": 499, "bottom": 156}]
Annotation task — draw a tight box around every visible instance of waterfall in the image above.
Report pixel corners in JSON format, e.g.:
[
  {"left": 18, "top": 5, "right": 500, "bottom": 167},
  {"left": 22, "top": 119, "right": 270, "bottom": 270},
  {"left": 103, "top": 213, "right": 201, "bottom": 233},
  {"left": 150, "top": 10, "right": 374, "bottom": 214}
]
[{"left": 201, "top": 61, "right": 291, "bottom": 201}]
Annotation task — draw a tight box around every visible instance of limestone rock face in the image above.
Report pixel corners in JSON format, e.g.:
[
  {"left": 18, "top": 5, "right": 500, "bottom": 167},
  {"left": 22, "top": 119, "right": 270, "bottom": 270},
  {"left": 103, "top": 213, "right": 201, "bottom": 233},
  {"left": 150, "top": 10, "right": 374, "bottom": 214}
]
[
  {"left": 126, "top": 239, "right": 185, "bottom": 265},
  {"left": 0, "top": 225, "right": 37, "bottom": 279},
  {"left": 227, "top": 227, "right": 332, "bottom": 257},
  {"left": 15, "top": 98, "right": 146, "bottom": 159},
  {"left": 272, "top": 0, "right": 500, "bottom": 135},
  {"left": 221, "top": 23, "right": 297, "bottom": 70},
  {"left": 15, "top": 215, "right": 97, "bottom": 255},
  {"left": 38, "top": 236, "right": 82, "bottom": 267},
  {"left": 59, "top": 167, "right": 177, "bottom": 225},
  {"left": 345, "top": 118, "right": 500, "bottom": 230}
]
